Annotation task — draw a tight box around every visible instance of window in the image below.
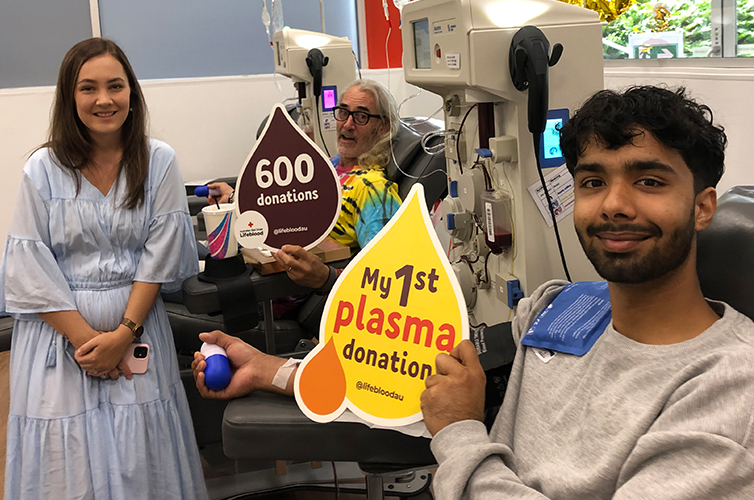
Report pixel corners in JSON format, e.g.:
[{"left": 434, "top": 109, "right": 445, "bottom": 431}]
[
  {"left": 0, "top": 0, "right": 92, "bottom": 89},
  {"left": 601, "top": 0, "right": 753, "bottom": 59},
  {"left": 0, "top": 0, "right": 359, "bottom": 89},
  {"left": 99, "top": 0, "right": 359, "bottom": 79},
  {"left": 738, "top": 0, "right": 754, "bottom": 56}
]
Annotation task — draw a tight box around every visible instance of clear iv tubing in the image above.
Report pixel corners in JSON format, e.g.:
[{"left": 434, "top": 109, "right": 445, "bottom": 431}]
[
  {"left": 383, "top": 0, "right": 392, "bottom": 92},
  {"left": 261, "top": 0, "right": 287, "bottom": 99},
  {"left": 273, "top": 72, "right": 289, "bottom": 99},
  {"left": 385, "top": 26, "right": 392, "bottom": 93},
  {"left": 388, "top": 107, "right": 448, "bottom": 177},
  {"left": 398, "top": 87, "right": 423, "bottom": 115},
  {"left": 398, "top": 106, "right": 445, "bottom": 156},
  {"left": 403, "top": 106, "right": 443, "bottom": 127},
  {"left": 388, "top": 124, "right": 448, "bottom": 180},
  {"left": 381, "top": 2, "right": 445, "bottom": 179},
  {"left": 420, "top": 130, "right": 446, "bottom": 156},
  {"left": 261, "top": 0, "right": 271, "bottom": 46},
  {"left": 271, "top": 0, "right": 284, "bottom": 32}
]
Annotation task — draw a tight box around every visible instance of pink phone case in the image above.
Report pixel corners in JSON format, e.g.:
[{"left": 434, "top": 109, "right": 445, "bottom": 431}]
[{"left": 124, "top": 343, "right": 149, "bottom": 374}]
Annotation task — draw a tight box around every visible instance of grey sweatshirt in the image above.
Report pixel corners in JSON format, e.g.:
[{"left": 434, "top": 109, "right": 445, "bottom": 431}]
[{"left": 431, "top": 280, "right": 754, "bottom": 499}]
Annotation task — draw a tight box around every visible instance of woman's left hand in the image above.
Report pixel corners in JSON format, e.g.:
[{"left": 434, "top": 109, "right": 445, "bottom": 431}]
[{"left": 75, "top": 327, "right": 134, "bottom": 380}]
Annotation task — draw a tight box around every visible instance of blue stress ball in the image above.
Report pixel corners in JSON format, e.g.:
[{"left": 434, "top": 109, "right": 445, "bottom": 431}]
[
  {"left": 200, "top": 342, "right": 232, "bottom": 391},
  {"left": 194, "top": 186, "right": 221, "bottom": 198}
]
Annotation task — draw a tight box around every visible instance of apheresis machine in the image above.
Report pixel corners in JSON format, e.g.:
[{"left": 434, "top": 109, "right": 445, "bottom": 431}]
[
  {"left": 273, "top": 28, "right": 357, "bottom": 156},
  {"left": 401, "top": 0, "right": 604, "bottom": 325}
]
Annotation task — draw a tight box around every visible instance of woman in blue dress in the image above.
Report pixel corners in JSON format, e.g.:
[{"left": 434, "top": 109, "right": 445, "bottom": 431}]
[{"left": 0, "top": 39, "right": 207, "bottom": 499}]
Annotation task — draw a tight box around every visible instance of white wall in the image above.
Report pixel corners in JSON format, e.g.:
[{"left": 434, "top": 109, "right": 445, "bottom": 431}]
[
  {"left": 603, "top": 60, "right": 754, "bottom": 196},
  {"left": 0, "top": 69, "right": 442, "bottom": 244},
  {"left": 1, "top": 63, "right": 753, "bottom": 244},
  {"left": 146, "top": 69, "right": 443, "bottom": 182}
]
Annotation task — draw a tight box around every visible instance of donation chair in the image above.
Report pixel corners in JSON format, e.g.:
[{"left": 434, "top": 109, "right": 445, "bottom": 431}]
[{"left": 204, "top": 184, "right": 754, "bottom": 499}]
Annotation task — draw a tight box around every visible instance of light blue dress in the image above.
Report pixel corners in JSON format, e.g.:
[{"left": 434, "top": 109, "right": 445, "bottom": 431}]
[{"left": 0, "top": 139, "right": 207, "bottom": 500}]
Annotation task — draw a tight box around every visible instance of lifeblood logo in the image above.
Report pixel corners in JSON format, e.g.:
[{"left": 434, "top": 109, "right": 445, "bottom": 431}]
[
  {"left": 235, "top": 211, "right": 268, "bottom": 248},
  {"left": 294, "top": 185, "right": 468, "bottom": 426},
  {"left": 234, "top": 104, "right": 341, "bottom": 250}
]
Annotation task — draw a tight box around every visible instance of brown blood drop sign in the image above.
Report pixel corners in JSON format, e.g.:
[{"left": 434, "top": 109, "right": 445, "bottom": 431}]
[{"left": 234, "top": 104, "right": 341, "bottom": 251}]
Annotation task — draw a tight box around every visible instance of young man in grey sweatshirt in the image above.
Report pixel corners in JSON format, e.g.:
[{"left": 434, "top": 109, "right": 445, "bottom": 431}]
[{"left": 421, "top": 86, "right": 754, "bottom": 499}]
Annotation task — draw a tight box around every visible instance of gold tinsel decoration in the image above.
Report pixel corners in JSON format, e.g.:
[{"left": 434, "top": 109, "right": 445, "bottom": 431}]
[
  {"left": 558, "top": 0, "right": 636, "bottom": 23},
  {"left": 652, "top": 4, "right": 672, "bottom": 31}
]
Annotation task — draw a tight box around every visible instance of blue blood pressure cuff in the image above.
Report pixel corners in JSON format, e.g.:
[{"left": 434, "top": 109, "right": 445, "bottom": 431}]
[{"left": 520, "top": 281, "right": 612, "bottom": 356}]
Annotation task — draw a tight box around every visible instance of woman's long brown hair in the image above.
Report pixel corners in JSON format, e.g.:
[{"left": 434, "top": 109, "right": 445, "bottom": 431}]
[{"left": 45, "top": 38, "right": 149, "bottom": 209}]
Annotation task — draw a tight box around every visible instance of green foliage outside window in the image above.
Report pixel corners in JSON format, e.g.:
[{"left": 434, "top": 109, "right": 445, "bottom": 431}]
[
  {"left": 603, "top": 0, "right": 711, "bottom": 58},
  {"left": 739, "top": 0, "right": 754, "bottom": 46},
  {"left": 602, "top": 0, "right": 754, "bottom": 58}
]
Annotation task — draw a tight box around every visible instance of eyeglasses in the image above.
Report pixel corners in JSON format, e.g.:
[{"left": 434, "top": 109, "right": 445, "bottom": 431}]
[{"left": 333, "top": 106, "right": 383, "bottom": 126}]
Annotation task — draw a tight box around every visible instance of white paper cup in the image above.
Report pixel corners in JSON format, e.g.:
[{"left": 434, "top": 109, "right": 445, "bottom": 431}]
[{"left": 202, "top": 203, "right": 238, "bottom": 259}]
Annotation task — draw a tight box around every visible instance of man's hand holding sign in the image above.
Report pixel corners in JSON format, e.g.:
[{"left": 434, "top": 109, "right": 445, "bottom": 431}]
[
  {"left": 421, "top": 340, "right": 486, "bottom": 436},
  {"left": 273, "top": 244, "right": 332, "bottom": 289},
  {"left": 294, "top": 184, "right": 469, "bottom": 427}
]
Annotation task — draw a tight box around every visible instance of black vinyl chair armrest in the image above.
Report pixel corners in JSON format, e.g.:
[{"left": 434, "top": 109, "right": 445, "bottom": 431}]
[
  {"left": 222, "top": 391, "right": 435, "bottom": 467},
  {"left": 183, "top": 260, "right": 350, "bottom": 315}
]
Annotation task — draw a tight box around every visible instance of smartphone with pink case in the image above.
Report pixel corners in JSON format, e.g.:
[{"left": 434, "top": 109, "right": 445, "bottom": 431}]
[{"left": 124, "top": 343, "right": 149, "bottom": 374}]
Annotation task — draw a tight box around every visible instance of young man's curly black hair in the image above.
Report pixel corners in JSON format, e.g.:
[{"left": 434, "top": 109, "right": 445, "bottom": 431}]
[{"left": 559, "top": 86, "right": 727, "bottom": 193}]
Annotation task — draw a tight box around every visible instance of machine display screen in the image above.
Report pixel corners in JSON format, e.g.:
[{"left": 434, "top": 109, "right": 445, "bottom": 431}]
[
  {"left": 543, "top": 119, "right": 563, "bottom": 159},
  {"left": 322, "top": 86, "right": 338, "bottom": 111},
  {"left": 413, "top": 19, "right": 431, "bottom": 69},
  {"left": 539, "top": 108, "right": 570, "bottom": 169}
]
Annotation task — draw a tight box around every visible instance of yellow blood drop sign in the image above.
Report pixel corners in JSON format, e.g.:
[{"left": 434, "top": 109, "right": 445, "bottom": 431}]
[{"left": 294, "top": 184, "right": 468, "bottom": 426}]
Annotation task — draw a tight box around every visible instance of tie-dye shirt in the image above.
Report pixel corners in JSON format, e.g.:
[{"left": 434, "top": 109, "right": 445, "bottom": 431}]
[{"left": 329, "top": 154, "right": 401, "bottom": 253}]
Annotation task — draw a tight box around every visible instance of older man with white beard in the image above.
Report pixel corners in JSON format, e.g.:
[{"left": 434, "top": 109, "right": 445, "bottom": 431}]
[{"left": 207, "top": 79, "right": 401, "bottom": 293}]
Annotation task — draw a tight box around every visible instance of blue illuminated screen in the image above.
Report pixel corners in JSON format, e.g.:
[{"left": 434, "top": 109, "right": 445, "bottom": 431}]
[
  {"left": 543, "top": 118, "right": 563, "bottom": 160},
  {"left": 538, "top": 108, "right": 569, "bottom": 169}
]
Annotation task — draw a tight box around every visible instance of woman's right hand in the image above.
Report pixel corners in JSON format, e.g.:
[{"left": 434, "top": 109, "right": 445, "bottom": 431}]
[
  {"left": 38, "top": 311, "right": 124, "bottom": 378},
  {"left": 75, "top": 327, "right": 134, "bottom": 380},
  {"left": 206, "top": 182, "right": 234, "bottom": 205}
]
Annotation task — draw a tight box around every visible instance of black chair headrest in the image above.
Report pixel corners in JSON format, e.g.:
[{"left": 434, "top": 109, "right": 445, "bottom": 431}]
[{"left": 697, "top": 186, "right": 754, "bottom": 320}]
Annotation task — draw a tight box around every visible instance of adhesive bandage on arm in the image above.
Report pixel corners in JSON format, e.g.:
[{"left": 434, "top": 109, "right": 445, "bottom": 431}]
[{"left": 271, "top": 357, "right": 301, "bottom": 390}]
